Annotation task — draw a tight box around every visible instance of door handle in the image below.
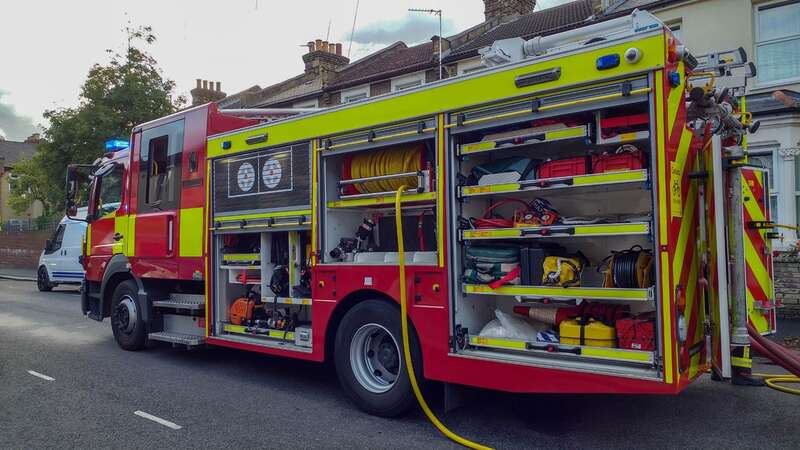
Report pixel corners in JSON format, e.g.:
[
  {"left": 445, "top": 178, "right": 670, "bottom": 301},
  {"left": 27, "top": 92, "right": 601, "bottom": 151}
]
[{"left": 113, "top": 233, "right": 123, "bottom": 241}]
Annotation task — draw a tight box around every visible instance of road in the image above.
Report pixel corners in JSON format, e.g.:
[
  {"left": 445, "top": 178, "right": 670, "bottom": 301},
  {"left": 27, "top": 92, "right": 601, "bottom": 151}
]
[{"left": 0, "top": 278, "right": 797, "bottom": 449}]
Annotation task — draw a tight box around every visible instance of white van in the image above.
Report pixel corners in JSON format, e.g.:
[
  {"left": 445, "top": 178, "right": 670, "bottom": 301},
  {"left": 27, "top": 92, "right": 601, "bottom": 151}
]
[{"left": 37, "top": 208, "right": 87, "bottom": 291}]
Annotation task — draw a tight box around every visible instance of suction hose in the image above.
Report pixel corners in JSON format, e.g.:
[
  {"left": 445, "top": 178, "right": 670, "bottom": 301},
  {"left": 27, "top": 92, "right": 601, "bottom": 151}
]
[
  {"left": 748, "top": 322, "right": 800, "bottom": 395},
  {"left": 394, "top": 186, "right": 493, "bottom": 450}
]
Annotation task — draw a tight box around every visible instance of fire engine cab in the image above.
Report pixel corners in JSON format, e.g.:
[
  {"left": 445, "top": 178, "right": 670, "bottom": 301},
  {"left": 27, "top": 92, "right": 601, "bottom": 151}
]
[{"left": 67, "top": 9, "right": 784, "bottom": 420}]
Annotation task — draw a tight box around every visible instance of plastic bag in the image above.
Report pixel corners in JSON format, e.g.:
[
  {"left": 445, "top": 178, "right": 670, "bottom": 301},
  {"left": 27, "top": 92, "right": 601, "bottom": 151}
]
[{"left": 478, "top": 319, "right": 505, "bottom": 338}]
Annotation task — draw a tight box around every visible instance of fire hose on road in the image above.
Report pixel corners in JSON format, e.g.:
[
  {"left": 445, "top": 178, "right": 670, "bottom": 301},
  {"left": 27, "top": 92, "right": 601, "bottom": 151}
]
[{"left": 748, "top": 323, "right": 800, "bottom": 395}]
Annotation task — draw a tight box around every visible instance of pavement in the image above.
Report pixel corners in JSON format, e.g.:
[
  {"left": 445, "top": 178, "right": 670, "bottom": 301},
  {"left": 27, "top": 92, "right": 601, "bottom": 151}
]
[
  {"left": 1, "top": 278, "right": 798, "bottom": 449},
  {"left": 0, "top": 266, "right": 36, "bottom": 281}
]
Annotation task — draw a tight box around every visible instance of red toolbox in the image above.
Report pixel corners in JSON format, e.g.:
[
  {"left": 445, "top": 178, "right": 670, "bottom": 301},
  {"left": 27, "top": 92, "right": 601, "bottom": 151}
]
[
  {"left": 538, "top": 156, "right": 589, "bottom": 179},
  {"left": 599, "top": 113, "right": 649, "bottom": 138},
  {"left": 615, "top": 318, "right": 655, "bottom": 351},
  {"left": 591, "top": 148, "right": 646, "bottom": 173}
]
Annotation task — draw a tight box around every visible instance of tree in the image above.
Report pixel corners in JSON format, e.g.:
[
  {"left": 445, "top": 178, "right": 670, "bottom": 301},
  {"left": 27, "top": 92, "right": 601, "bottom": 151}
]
[{"left": 10, "top": 26, "right": 185, "bottom": 215}]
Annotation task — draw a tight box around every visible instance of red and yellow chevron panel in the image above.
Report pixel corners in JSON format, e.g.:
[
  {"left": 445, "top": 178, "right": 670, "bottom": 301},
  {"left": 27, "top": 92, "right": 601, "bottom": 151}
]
[{"left": 740, "top": 168, "right": 777, "bottom": 334}]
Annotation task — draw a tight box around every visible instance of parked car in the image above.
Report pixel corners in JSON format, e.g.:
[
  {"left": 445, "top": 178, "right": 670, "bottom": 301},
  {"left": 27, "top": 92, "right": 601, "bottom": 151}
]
[{"left": 37, "top": 209, "right": 87, "bottom": 291}]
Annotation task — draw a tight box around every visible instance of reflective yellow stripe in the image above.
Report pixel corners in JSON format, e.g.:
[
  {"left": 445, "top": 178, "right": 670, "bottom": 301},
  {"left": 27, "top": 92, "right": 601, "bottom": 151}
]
[
  {"left": 437, "top": 114, "right": 445, "bottom": 267},
  {"left": 580, "top": 347, "right": 654, "bottom": 363},
  {"left": 113, "top": 213, "right": 128, "bottom": 255},
  {"left": 327, "top": 192, "right": 436, "bottom": 208},
  {"left": 179, "top": 207, "right": 204, "bottom": 257},
  {"left": 571, "top": 170, "right": 648, "bottom": 185},
  {"left": 655, "top": 70, "right": 674, "bottom": 384},
  {"left": 731, "top": 356, "right": 753, "bottom": 368},
  {"left": 469, "top": 336, "right": 653, "bottom": 363},
  {"left": 223, "top": 324, "right": 295, "bottom": 340},
  {"left": 470, "top": 335, "right": 528, "bottom": 350},
  {"left": 464, "top": 284, "right": 650, "bottom": 300},
  {"left": 222, "top": 253, "right": 260, "bottom": 262},
  {"left": 311, "top": 141, "right": 319, "bottom": 265},
  {"left": 461, "top": 183, "right": 522, "bottom": 196},
  {"left": 215, "top": 209, "right": 313, "bottom": 223},
  {"left": 85, "top": 224, "right": 92, "bottom": 256},
  {"left": 459, "top": 126, "right": 586, "bottom": 155},
  {"left": 672, "top": 181, "right": 696, "bottom": 285},
  {"left": 462, "top": 223, "right": 648, "bottom": 239}
]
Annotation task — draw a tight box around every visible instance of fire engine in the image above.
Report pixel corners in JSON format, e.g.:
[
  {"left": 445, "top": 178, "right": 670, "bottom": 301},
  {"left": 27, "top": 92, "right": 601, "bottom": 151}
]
[{"left": 66, "top": 9, "right": 797, "bottom": 438}]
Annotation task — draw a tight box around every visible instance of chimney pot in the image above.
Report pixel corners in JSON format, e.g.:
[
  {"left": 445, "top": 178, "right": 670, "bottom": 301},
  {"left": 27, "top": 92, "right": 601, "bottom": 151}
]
[
  {"left": 196, "top": 78, "right": 202, "bottom": 89},
  {"left": 315, "top": 39, "right": 323, "bottom": 51},
  {"left": 307, "top": 41, "right": 315, "bottom": 52},
  {"left": 335, "top": 43, "right": 342, "bottom": 55},
  {"left": 202, "top": 80, "right": 208, "bottom": 89},
  {"left": 215, "top": 81, "right": 221, "bottom": 92}
]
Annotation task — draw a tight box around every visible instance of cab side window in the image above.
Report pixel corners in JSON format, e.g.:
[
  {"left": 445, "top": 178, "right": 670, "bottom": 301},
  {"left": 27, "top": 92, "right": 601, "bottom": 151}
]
[
  {"left": 46, "top": 224, "right": 66, "bottom": 254},
  {"left": 96, "top": 165, "right": 124, "bottom": 218},
  {"left": 139, "top": 120, "right": 184, "bottom": 212}
]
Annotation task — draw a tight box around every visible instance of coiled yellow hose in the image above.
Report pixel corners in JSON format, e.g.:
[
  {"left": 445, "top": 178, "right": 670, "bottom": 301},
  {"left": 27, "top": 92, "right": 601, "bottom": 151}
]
[
  {"left": 395, "top": 186, "right": 493, "bottom": 450},
  {"left": 349, "top": 144, "right": 422, "bottom": 194},
  {"left": 752, "top": 372, "right": 800, "bottom": 395}
]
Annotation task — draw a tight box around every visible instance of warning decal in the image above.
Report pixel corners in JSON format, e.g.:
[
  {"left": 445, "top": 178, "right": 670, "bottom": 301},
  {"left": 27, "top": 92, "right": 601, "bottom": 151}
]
[{"left": 670, "top": 161, "right": 683, "bottom": 218}]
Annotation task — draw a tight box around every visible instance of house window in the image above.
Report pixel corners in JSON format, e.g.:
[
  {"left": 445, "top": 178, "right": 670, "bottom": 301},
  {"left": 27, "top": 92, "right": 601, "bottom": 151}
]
[
  {"left": 342, "top": 86, "right": 369, "bottom": 103},
  {"left": 756, "top": 0, "right": 800, "bottom": 85},
  {"left": 391, "top": 73, "right": 425, "bottom": 92}
]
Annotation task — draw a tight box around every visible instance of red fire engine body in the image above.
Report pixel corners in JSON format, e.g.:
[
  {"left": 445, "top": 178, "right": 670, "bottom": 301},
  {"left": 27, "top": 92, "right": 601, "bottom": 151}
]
[{"left": 68, "top": 10, "right": 778, "bottom": 417}]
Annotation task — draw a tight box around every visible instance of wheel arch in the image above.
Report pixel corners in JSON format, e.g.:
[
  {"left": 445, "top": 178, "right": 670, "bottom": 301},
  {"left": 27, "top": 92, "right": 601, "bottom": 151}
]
[
  {"left": 324, "top": 289, "right": 423, "bottom": 365},
  {"left": 100, "top": 255, "right": 150, "bottom": 322}
]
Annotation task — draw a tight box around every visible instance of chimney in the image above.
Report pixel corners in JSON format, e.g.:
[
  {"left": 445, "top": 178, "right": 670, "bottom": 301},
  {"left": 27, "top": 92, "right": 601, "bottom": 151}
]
[
  {"left": 302, "top": 37, "right": 350, "bottom": 75},
  {"left": 190, "top": 79, "right": 227, "bottom": 106},
  {"left": 431, "top": 35, "right": 451, "bottom": 55},
  {"left": 484, "top": 0, "right": 535, "bottom": 24}
]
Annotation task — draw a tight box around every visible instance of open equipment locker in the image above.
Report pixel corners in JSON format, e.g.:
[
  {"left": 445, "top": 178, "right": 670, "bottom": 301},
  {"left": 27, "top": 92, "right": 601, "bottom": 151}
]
[{"left": 445, "top": 74, "right": 663, "bottom": 378}]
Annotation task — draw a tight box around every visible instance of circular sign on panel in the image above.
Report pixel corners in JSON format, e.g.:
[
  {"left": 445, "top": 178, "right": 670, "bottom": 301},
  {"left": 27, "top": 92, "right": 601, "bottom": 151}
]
[
  {"left": 262, "top": 157, "right": 283, "bottom": 189},
  {"left": 237, "top": 162, "right": 256, "bottom": 192}
]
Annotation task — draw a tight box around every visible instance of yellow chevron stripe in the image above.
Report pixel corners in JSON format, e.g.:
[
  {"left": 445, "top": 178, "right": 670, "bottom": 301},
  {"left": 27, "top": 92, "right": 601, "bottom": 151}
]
[
  {"left": 672, "top": 182, "right": 697, "bottom": 284},
  {"left": 437, "top": 114, "right": 445, "bottom": 267},
  {"left": 744, "top": 233, "right": 771, "bottom": 303}
]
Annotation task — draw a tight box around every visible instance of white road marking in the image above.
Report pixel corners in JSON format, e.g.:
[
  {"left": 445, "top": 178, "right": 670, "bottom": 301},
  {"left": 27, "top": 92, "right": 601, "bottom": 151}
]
[
  {"left": 134, "top": 411, "right": 182, "bottom": 430},
  {"left": 27, "top": 370, "right": 55, "bottom": 381}
]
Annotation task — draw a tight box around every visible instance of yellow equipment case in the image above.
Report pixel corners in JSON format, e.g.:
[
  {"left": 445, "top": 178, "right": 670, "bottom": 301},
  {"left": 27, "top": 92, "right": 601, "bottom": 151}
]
[{"left": 560, "top": 318, "right": 617, "bottom": 348}]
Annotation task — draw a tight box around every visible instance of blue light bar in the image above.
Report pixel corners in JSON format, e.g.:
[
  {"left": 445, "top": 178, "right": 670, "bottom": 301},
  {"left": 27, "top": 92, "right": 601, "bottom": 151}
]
[
  {"left": 596, "top": 54, "right": 620, "bottom": 70},
  {"left": 104, "top": 139, "right": 129, "bottom": 151}
]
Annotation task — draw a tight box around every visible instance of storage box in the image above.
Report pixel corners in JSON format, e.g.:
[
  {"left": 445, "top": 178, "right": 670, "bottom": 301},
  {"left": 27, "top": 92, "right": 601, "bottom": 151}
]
[
  {"left": 616, "top": 318, "right": 655, "bottom": 351},
  {"left": 538, "top": 156, "right": 589, "bottom": 179},
  {"left": 559, "top": 318, "right": 617, "bottom": 347},
  {"left": 591, "top": 149, "right": 645, "bottom": 173}
]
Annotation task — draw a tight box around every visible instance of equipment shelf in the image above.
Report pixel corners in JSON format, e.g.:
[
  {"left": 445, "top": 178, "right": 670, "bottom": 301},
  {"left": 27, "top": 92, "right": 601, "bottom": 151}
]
[
  {"left": 461, "top": 222, "right": 650, "bottom": 240},
  {"left": 596, "top": 130, "right": 650, "bottom": 145},
  {"left": 460, "top": 169, "right": 649, "bottom": 198},
  {"left": 327, "top": 191, "right": 436, "bottom": 209},
  {"left": 223, "top": 323, "right": 295, "bottom": 340},
  {"left": 219, "top": 264, "right": 260, "bottom": 270},
  {"left": 463, "top": 284, "right": 653, "bottom": 302},
  {"left": 457, "top": 125, "right": 589, "bottom": 156},
  {"left": 467, "top": 335, "right": 655, "bottom": 365}
]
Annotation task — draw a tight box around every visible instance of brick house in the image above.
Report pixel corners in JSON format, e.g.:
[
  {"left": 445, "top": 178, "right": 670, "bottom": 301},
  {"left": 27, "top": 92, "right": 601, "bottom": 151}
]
[{"left": 0, "top": 135, "right": 44, "bottom": 230}]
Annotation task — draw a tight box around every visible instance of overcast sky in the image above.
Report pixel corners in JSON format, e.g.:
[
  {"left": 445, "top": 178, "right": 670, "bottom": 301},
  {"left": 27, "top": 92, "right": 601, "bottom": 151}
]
[{"left": 0, "top": 0, "right": 570, "bottom": 141}]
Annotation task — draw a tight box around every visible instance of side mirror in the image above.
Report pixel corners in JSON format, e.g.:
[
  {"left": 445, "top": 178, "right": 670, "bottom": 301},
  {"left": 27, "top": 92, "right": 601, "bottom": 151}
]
[{"left": 67, "top": 201, "right": 78, "bottom": 219}]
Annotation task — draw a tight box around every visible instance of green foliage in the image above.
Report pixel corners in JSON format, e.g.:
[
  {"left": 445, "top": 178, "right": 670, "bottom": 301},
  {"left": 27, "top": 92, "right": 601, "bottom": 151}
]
[{"left": 10, "top": 26, "right": 185, "bottom": 215}]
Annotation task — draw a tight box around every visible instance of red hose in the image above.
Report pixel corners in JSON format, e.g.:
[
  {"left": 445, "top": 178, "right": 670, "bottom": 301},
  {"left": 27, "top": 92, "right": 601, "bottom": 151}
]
[{"left": 748, "top": 323, "right": 800, "bottom": 377}]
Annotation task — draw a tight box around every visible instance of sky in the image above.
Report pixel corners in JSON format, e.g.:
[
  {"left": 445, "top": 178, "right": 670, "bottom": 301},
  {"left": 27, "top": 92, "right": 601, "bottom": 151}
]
[{"left": 0, "top": 0, "right": 571, "bottom": 141}]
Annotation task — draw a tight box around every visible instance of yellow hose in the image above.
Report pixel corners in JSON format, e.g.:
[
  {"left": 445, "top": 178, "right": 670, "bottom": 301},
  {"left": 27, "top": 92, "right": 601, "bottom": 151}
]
[
  {"left": 752, "top": 372, "right": 800, "bottom": 395},
  {"left": 349, "top": 145, "right": 422, "bottom": 194},
  {"left": 394, "top": 186, "right": 493, "bottom": 450}
]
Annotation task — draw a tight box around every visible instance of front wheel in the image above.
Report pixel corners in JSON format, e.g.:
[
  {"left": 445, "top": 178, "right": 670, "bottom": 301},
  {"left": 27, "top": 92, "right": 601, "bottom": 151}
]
[
  {"left": 334, "top": 299, "right": 423, "bottom": 417},
  {"left": 37, "top": 266, "right": 53, "bottom": 292},
  {"left": 110, "top": 280, "right": 147, "bottom": 351}
]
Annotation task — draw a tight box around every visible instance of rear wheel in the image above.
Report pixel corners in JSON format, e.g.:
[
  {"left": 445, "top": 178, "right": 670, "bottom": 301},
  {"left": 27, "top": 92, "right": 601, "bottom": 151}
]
[
  {"left": 37, "top": 266, "right": 53, "bottom": 292},
  {"left": 334, "top": 299, "right": 423, "bottom": 417},
  {"left": 110, "top": 280, "right": 147, "bottom": 351}
]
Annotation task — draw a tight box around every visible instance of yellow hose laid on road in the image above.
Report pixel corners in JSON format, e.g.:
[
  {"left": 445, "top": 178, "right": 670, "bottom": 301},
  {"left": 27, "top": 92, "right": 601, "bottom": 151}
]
[
  {"left": 752, "top": 372, "right": 800, "bottom": 395},
  {"left": 394, "top": 186, "right": 493, "bottom": 450},
  {"left": 349, "top": 144, "right": 422, "bottom": 194}
]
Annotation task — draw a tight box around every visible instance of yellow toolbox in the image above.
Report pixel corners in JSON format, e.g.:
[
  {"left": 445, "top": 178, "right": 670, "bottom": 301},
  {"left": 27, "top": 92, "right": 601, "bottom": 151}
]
[{"left": 559, "top": 318, "right": 617, "bottom": 347}]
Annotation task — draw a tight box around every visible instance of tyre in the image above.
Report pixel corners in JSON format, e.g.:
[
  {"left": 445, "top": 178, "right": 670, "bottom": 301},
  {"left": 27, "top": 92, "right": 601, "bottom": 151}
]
[
  {"left": 334, "top": 299, "right": 423, "bottom": 417},
  {"left": 37, "top": 266, "right": 53, "bottom": 292},
  {"left": 110, "top": 280, "right": 147, "bottom": 351}
]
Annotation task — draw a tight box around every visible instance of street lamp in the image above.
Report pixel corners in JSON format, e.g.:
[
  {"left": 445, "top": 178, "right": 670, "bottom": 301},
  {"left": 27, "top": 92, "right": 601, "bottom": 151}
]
[{"left": 408, "top": 8, "right": 443, "bottom": 80}]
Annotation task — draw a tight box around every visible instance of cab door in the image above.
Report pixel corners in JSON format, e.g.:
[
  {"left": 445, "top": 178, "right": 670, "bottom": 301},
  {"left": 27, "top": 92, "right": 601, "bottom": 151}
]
[
  {"left": 85, "top": 163, "right": 124, "bottom": 282},
  {"left": 133, "top": 120, "right": 183, "bottom": 274}
]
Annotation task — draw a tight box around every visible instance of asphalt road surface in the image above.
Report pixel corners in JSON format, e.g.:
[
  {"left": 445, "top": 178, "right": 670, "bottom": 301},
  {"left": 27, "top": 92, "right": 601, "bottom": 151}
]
[{"left": 1, "top": 278, "right": 797, "bottom": 449}]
